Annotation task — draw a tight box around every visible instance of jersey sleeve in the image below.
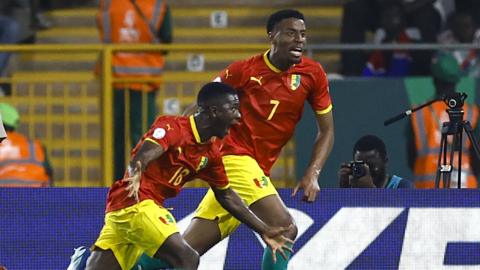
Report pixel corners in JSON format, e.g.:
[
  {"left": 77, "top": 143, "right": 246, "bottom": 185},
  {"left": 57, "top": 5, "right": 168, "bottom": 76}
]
[
  {"left": 143, "top": 117, "right": 181, "bottom": 151},
  {"left": 308, "top": 63, "right": 333, "bottom": 115},
  {"left": 214, "top": 60, "right": 247, "bottom": 90}
]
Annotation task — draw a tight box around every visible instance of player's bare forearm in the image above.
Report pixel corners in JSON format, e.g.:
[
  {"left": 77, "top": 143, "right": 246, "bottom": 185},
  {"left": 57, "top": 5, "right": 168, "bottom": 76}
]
[
  {"left": 129, "top": 140, "right": 164, "bottom": 173},
  {"left": 212, "top": 187, "right": 269, "bottom": 234},
  {"left": 293, "top": 111, "right": 333, "bottom": 201},
  {"left": 212, "top": 188, "right": 294, "bottom": 262},
  {"left": 304, "top": 111, "right": 334, "bottom": 182}
]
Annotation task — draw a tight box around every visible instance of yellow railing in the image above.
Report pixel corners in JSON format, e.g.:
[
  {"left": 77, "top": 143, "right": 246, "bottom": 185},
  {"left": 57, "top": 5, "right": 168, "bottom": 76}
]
[{"left": 0, "top": 44, "right": 296, "bottom": 187}]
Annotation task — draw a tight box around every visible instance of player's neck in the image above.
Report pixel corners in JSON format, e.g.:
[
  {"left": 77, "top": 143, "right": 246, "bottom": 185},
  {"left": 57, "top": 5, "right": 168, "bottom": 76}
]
[
  {"left": 192, "top": 114, "right": 214, "bottom": 143},
  {"left": 268, "top": 50, "right": 291, "bottom": 71}
]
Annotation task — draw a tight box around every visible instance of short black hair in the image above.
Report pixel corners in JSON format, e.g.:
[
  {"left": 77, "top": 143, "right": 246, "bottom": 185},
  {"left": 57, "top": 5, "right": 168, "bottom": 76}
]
[
  {"left": 353, "top": 135, "right": 387, "bottom": 160},
  {"left": 197, "top": 82, "right": 237, "bottom": 107},
  {"left": 266, "top": 9, "right": 305, "bottom": 33}
]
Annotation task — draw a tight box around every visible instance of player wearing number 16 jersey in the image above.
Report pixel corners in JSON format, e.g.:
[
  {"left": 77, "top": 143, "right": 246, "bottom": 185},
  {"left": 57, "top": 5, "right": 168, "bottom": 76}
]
[
  {"left": 183, "top": 9, "right": 335, "bottom": 270},
  {"left": 85, "top": 82, "right": 293, "bottom": 270}
]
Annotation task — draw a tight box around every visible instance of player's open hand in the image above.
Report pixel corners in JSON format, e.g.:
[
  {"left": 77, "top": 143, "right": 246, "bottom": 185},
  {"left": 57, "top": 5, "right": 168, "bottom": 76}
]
[
  {"left": 261, "top": 225, "right": 294, "bottom": 263},
  {"left": 292, "top": 175, "right": 320, "bottom": 202},
  {"left": 124, "top": 160, "right": 142, "bottom": 202}
]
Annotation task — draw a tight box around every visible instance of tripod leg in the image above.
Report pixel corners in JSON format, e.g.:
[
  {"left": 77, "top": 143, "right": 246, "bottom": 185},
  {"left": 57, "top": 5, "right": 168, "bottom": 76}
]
[
  {"left": 446, "top": 132, "right": 456, "bottom": 188},
  {"left": 455, "top": 131, "right": 463, "bottom": 189},
  {"left": 464, "top": 121, "right": 480, "bottom": 160},
  {"left": 435, "top": 133, "right": 448, "bottom": 188}
]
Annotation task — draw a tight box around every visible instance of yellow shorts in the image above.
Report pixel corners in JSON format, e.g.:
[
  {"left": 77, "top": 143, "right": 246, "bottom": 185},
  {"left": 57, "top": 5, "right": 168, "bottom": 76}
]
[
  {"left": 93, "top": 199, "right": 178, "bottom": 270},
  {"left": 195, "top": 155, "right": 278, "bottom": 239}
]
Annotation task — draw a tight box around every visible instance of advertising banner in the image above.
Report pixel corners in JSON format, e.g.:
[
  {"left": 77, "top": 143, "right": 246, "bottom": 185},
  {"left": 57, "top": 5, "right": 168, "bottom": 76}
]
[{"left": 1, "top": 188, "right": 479, "bottom": 269}]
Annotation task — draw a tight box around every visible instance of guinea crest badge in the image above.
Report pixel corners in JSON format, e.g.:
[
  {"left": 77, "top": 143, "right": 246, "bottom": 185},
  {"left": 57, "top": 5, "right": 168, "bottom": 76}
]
[
  {"left": 290, "top": 74, "right": 301, "bottom": 91},
  {"left": 196, "top": 156, "right": 209, "bottom": 171}
]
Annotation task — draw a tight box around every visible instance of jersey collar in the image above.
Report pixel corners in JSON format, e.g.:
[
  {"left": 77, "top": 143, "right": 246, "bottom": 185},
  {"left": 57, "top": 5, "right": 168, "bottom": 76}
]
[
  {"left": 263, "top": 50, "right": 282, "bottom": 73},
  {"left": 189, "top": 115, "right": 202, "bottom": 144}
]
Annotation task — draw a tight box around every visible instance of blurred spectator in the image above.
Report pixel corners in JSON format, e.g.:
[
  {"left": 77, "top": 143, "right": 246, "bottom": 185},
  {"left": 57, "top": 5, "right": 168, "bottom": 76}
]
[
  {"left": 455, "top": 0, "right": 480, "bottom": 27},
  {"left": 437, "top": 12, "right": 480, "bottom": 77},
  {"left": 340, "top": 0, "right": 454, "bottom": 76},
  {"left": 362, "top": 4, "right": 421, "bottom": 77},
  {"left": 0, "top": 103, "right": 52, "bottom": 187},
  {"left": 0, "top": 0, "right": 52, "bottom": 95},
  {"left": 12, "top": 0, "right": 52, "bottom": 31},
  {"left": 407, "top": 53, "right": 479, "bottom": 188},
  {"left": 0, "top": 2, "right": 20, "bottom": 96},
  {"left": 96, "top": 0, "right": 172, "bottom": 180},
  {"left": 339, "top": 134, "right": 414, "bottom": 188}
]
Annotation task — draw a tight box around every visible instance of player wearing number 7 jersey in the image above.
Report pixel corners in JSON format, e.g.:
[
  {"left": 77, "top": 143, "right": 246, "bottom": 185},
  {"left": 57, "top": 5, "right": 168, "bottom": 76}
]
[
  {"left": 182, "top": 9, "right": 335, "bottom": 270},
  {"left": 85, "top": 82, "right": 293, "bottom": 270}
]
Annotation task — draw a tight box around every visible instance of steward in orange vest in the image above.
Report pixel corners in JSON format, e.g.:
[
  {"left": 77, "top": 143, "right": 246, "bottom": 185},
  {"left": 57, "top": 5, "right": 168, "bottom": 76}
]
[
  {"left": 97, "top": 0, "right": 172, "bottom": 91},
  {"left": 410, "top": 102, "right": 478, "bottom": 188},
  {"left": 96, "top": 0, "right": 172, "bottom": 180},
  {"left": 0, "top": 103, "right": 52, "bottom": 187},
  {"left": 408, "top": 54, "right": 480, "bottom": 188}
]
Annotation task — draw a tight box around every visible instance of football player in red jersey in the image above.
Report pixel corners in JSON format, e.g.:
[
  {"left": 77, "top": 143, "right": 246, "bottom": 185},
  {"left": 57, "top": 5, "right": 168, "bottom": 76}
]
[
  {"left": 181, "top": 9, "right": 334, "bottom": 270},
  {"left": 85, "top": 82, "right": 293, "bottom": 270}
]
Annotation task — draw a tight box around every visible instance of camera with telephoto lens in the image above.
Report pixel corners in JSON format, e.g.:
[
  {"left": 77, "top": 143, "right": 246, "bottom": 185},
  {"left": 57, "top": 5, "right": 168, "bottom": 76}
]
[{"left": 350, "top": 160, "right": 366, "bottom": 178}]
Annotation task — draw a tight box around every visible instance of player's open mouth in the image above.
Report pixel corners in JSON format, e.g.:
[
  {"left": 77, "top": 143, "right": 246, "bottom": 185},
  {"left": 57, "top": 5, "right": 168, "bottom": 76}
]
[{"left": 289, "top": 47, "right": 303, "bottom": 57}]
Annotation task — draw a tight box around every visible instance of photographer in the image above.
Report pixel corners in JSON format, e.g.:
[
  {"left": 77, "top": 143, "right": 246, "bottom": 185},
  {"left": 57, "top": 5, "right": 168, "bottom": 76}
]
[{"left": 339, "top": 135, "right": 414, "bottom": 188}]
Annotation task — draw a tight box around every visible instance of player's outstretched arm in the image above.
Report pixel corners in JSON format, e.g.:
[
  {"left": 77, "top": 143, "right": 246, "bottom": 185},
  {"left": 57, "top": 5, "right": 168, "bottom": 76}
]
[
  {"left": 212, "top": 187, "right": 294, "bottom": 262},
  {"left": 293, "top": 111, "right": 334, "bottom": 202},
  {"left": 125, "top": 140, "right": 165, "bottom": 201}
]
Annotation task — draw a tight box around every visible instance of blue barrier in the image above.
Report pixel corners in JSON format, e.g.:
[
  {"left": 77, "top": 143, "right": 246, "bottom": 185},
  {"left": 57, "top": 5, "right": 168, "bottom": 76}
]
[{"left": 1, "top": 188, "right": 480, "bottom": 270}]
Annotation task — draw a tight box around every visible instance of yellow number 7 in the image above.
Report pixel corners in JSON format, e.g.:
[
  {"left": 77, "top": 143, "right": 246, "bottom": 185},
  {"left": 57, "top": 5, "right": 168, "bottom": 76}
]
[{"left": 267, "top": 99, "right": 280, "bottom": 120}]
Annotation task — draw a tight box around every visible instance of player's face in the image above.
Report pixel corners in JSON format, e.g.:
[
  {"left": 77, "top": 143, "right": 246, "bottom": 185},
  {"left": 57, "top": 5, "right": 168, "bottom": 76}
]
[
  {"left": 213, "top": 94, "right": 241, "bottom": 138},
  {"left": 270, "top": 18, "right": 306, "bottom": 66}
]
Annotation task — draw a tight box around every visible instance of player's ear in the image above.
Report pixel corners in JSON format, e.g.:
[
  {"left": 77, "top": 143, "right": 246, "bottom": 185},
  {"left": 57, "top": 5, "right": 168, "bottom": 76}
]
[
  {"left": 208, "top": 105, "right": 218, "bottom": 118},
  {"left": 268, "top": 31, "right": 274, "bottom": 42}
]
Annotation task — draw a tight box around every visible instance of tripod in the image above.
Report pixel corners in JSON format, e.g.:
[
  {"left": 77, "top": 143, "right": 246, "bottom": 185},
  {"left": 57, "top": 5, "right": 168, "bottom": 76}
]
[{"left": 385, "top": 92, "right": 480, "bottom": 188}]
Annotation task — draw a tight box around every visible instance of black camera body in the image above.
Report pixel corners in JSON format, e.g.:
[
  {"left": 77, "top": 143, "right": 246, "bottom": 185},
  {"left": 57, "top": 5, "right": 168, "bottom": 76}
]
[
  {"left": 444, "top": 92, "right": 467, "bottom": 110},
  {"left": 350, "top": 160, "right": 366, "bottom": 178}
]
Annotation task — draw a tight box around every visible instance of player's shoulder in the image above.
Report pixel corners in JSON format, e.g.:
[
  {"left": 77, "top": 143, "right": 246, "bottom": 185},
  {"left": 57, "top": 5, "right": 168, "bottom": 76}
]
[
  {"left": 294, "top": 57, "right": 328, "bottom": 84},
  {"left": 230, "top": 53, "right": 262, "bottom": 69},
  {"left": 296, "top": 56, "right": 325, "bottom": 72},
  {"left": 153, "top": 115, "right": 188, "bottom": 130},
  {"left": 221, "top": 53, "right": 263, "bottom": 84}
]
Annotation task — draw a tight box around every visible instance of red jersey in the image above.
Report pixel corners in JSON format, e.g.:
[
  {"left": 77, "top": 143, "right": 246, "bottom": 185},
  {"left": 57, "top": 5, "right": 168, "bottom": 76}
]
[
  {"left": 106, "top": 115, "right": 229, "bottom": 212},
  {"left": 216, "top": 51, "right": 332, "bottom": 174}
]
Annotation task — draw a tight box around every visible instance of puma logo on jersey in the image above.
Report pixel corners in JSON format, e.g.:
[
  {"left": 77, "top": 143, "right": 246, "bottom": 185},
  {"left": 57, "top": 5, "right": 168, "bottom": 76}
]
[
  {"left": 250, "top": 76, "right": 262, "bottom": 85},
  {"left": 166, "top": 124, "right": 173, "bottom": 131}
]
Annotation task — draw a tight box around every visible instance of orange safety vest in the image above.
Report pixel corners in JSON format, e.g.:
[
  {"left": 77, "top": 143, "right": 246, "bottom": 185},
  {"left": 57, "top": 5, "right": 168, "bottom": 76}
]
[
  {"left": 97, "top": 0, "right": 167, "bottom": 91},
  {"left": 411, "top": 102, "right": 479, "bottom": 188},
  {"left": 0, "top": 131, "right": 50, "bottom": 187}
]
